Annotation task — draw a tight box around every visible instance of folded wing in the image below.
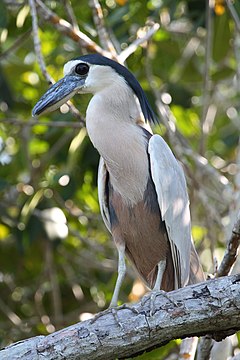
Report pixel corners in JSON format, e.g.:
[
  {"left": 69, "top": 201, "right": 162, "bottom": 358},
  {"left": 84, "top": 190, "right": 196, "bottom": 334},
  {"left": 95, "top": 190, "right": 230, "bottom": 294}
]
[{"left": 148, "top": 134, "right": 191, "bottom": 288}]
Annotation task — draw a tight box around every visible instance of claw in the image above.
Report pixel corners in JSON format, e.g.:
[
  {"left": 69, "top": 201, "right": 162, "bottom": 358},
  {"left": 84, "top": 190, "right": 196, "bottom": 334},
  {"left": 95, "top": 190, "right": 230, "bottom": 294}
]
[
  {"left": 111, "top": 307, "right": 124, "bottom": 329},
  {"left": 90, "top": 303, "right": 139, "bottom": 328},
  {"left": 149, "top": 290, "right": 179, "bottom": 316},
  {"left": 90, "top": 308, "right": 109, "bottom": 324},
  {"left": 111, "top": 303, "right": 139, "bottom": 328}
]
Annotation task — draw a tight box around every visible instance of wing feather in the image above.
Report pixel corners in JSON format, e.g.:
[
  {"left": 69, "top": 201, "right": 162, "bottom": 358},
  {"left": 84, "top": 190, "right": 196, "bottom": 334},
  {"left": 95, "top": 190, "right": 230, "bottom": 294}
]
[
  {"left": 98, "top": 156, "right": 111, "bottom": 233},
  {"left": 148, "top": 135, "right": 191, "bottom": 288}
]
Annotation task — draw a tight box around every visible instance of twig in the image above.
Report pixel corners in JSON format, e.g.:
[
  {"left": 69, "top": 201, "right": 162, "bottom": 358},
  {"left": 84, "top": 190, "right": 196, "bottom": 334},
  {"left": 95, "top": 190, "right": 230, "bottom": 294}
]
[
  {"left": 3, "top": 0, "right": 24, "bottom": 8},
  {"left": 44, "top": 239, "right": 63, "bottom": 329},
  {"left": 35, "top": 0, "right": 111, "bottom": 57},
  {"left": 28, "top": 0, "right": 53, "bottom": 84},
  {"left": 169, "top": 37, "right": 201, "bottom": 83},
  {"left": 0, "top": 28, "right": 32, "bottom": 61},
  {"left": 21, "top": 122, "right": 33, "bottom": 178},
  {"left": 1, "top": 118, "right": 84, "bottom": 128},
  {"left": 217, "top": 212, "right": 240, "bottom": 277},
  {"left": 0, "top": 298, "right": 22, "bottom": 327},
  {"left": 89, "top": 0, "right": 117, "bottom": 56},
  {"left": 200, "top": 0, "right": 213, "bottom": 155},
  {"left": 63, "top": 0, "right": 80, "bottom": 32},
  {"left": 196, "top": 336, "right": 214, "bottom": 360},
  {"left": 118, "top": 23, "right": 160, "bottom": 63},
  {"left": 226, "top": 0, "right": 240, "bottom": 33},
  {"left": 197, "top": 212, "right": 240, "bottom": 360},
  {"left": 66, "top": 102, "right": 86, "bottom": 125},
  {"left": 41, "top": 129, "right": 76, "bottom": 165},
  {"left": 233, "top": 29, "right": 240, "bottom": 93},
  {"left": 179, "top": 337, "right": 198, "bottom": 360},
  {"left": 29, "top": 0, "right": 87, "bottom": 123}
]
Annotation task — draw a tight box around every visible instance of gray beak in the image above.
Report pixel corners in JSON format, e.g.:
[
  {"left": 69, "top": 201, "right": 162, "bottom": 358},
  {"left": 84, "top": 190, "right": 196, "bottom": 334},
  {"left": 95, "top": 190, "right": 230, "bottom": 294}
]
[{"left": 32, "top": 75, "right": 85, "bottom": 116}]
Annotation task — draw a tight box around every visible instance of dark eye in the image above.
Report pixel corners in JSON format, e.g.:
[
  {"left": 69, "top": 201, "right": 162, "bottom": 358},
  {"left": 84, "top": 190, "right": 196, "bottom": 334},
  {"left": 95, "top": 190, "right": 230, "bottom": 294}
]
[{"left": 75, "top": 63, "right": 89, "bottom": 76}]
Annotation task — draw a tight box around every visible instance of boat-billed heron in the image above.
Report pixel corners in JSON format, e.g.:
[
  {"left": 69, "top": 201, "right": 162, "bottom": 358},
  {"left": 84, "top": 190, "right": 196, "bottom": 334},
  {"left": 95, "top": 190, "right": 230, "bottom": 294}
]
[{"left": 33, "top": 54, "right": 204, "bottom": 307}]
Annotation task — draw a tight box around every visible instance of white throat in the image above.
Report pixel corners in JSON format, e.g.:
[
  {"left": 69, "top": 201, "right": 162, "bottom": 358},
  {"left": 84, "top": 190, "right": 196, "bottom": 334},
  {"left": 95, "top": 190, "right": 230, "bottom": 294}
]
[{"left": 85, "top": 82, "right": 149, "bottom": 206}]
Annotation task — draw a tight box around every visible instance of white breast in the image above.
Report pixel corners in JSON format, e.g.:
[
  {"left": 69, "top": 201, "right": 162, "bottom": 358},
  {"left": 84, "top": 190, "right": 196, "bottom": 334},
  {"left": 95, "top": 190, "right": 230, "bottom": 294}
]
[{"left": 86, "top": 85, "right": 149, "bottom": 206}]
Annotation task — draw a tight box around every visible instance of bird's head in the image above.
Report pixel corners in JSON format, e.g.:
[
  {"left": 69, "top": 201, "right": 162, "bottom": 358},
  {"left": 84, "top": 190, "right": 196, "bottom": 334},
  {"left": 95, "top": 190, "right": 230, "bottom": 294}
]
[{"left": 32, "top": 54, "right": 156, "bottom": 123}]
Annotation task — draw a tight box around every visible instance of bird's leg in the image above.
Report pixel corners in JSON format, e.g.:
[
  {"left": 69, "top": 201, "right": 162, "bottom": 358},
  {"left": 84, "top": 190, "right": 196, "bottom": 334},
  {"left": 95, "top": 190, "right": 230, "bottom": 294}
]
[
  {"left": 109, "top": 244, "right": 126, "bottom": 308},
  {"left": 149, "top": 260, "right": 166, "bottom": 316},
  {"left": 107, "top": 245, "right": 128, "bottom": 329},
  {"left": 149, "top": 260, "right": 179, "bottom": 315},
  {"left": 91, "top": 245, "right": 134, "bottom": 328},
  {"left": 153, "top": 259, "right": 166, "bottom": 291}
]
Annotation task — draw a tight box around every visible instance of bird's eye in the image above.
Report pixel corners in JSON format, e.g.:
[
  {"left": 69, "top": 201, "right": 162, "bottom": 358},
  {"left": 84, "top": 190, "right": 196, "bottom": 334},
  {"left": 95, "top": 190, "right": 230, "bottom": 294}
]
[{"left": 75, "top": 63, "right": 89, "bottom": 76}]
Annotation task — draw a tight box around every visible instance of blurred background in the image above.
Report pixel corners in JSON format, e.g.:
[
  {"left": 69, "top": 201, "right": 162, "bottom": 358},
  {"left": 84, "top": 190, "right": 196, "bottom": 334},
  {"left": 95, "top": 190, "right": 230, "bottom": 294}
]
[{"left": 0, "top": 0, "right": 240, "bottom": 358}]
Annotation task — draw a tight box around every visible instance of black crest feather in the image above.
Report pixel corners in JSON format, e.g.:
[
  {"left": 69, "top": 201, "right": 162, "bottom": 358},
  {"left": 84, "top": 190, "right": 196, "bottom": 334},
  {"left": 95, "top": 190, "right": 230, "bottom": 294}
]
[{"left": 74, "top": 54, "right": 158, "bottom": 124}]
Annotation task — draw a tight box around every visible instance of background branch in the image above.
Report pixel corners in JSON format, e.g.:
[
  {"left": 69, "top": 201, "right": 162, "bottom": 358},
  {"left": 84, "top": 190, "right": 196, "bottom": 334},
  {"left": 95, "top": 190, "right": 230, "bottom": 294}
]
[
  {"left": 217, "top": 212, "right": 240, "bottom": 277},
  {"left": 29, "top": 0, "right": 53, "bottom": 84},
  {"left": 89, "top": 0, "right": 117, "bottom": 56},
  {"left": 2, "top": 118, "right": 83, "bottom": 128},
  {"left": 118, "top": 23, "right": 160, "bottom": 63},
  {"left": 197, "top": 210, "right": 240, "bottom": 360},
  {"left": 35, "top": 0, "right": 110, "bottom": 56}
]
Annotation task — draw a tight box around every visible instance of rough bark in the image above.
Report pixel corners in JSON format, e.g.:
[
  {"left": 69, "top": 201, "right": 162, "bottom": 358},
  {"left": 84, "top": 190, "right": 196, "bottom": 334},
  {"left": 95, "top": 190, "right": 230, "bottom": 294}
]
[{"left": 1, "top": 274, "right": 240, "bottom": 360}]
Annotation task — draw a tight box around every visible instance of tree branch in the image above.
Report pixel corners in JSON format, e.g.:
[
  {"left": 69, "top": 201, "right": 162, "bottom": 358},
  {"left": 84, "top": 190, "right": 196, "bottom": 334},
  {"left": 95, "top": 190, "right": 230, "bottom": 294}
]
[
  {"left": 2, "top": 118, "right": 84, "bottom": 128},
  {"left": 35, "top": 0, "right": 110, "bottom": 57},
  {"left": 217, "top": 211, "right": 240, "bottom": 277},
  {"left": 29, "top": 0, "right": 53, "bottom": 84},
  {"left": 118, "top": 23, "right": 160, "bottom": 63},
  {"left": 199, "top": 0, "right": 213, "bottom": 155},
  {"left": 1, "top": 274, "right": 240, "bottom": 360},
  {"left": 0, "top": 28, "right": 32, "bottom": 61},
  {"left": 226, "top": 0, "right": 240, "bottom": 33},
  {"left": 63, "top": 0, "right": 80, "bottom": 33},
  {"left": 89, "top": 0, "right": 117, "bottom": 56},
  {"left": 196, "top": 212, "right": 240, "bottom": 360}
]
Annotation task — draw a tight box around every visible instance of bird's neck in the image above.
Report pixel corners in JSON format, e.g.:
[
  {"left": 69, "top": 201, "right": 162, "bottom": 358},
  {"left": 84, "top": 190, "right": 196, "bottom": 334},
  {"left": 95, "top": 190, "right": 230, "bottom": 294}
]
[{"left": 86, "top": 87, "right": 150, "bottom": 206}]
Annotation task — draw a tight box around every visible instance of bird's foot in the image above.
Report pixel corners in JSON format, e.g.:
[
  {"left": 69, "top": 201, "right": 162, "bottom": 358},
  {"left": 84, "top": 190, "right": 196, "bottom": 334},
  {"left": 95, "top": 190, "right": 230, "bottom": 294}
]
[
  {"left": 110, "top": 307, "right": 124, "bottom": 329},
  {"left": 89, "top": 297, "right": 121, "bottom": 325},
  {"left": 90, "top": 303, "right": 139, "bottom": 329},
  {"left": 90, "top": 308, "right": 109, "bottom": 324},
  {"left": 142, "top": 290, "right": 179, "bottom": 316},
  {"left": 110, "top": 303, "right": 139, "bottom": 329}
]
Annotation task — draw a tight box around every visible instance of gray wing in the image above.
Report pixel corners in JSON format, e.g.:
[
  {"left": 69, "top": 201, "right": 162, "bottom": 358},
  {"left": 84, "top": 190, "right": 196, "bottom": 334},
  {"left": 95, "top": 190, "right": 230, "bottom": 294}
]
[
  {"left": 98, "top": 156, "right": 111, "bottom": 233},
  {"left": 148, "top": 134, "right": 191, "bottom": 288}
]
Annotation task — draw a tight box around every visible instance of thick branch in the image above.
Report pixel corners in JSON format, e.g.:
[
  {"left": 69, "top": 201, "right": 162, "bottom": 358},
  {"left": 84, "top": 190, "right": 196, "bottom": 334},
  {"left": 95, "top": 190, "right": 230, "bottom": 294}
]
[{"left": 1, "top": 274, "right": 240, "bottom": 360}]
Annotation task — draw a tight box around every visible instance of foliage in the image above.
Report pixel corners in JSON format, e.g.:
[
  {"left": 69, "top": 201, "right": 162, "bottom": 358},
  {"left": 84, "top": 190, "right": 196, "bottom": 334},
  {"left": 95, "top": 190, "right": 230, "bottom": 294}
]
[{"left": 0, "top": 0, "right": 240, "bottom": 358}]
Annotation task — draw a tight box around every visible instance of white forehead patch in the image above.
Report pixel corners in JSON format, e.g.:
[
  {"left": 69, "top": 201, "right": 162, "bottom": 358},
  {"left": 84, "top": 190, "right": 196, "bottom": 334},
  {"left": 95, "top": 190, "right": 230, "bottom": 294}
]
[{"left": 63, "top": 60, "right": 86, "bottom": 76}]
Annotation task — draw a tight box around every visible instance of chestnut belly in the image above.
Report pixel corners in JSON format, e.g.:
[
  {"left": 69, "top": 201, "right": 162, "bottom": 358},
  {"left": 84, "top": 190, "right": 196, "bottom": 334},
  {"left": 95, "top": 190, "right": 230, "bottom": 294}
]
[{"left": 108, "top": 179, "right": 175, "bottom": 292}]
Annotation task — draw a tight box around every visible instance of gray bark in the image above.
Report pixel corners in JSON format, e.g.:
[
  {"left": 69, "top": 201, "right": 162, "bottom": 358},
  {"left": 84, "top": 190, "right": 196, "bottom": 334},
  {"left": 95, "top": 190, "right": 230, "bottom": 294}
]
[{"left": 1, "top": 274, "right": 240, "bottom": 360}]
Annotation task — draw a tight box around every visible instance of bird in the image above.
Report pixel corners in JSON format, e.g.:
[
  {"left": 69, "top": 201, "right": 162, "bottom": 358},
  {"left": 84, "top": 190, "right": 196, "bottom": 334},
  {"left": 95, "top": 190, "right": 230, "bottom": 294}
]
[{"left": 33, "top": 54, "right": 204, "bottom": 308}]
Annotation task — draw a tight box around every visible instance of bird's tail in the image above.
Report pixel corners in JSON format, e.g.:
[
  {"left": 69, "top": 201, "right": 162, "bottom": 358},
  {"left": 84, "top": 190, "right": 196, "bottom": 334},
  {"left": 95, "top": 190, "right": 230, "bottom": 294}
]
[{"left": 188, "top": 241, "right": 205, "bottom": 285}]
